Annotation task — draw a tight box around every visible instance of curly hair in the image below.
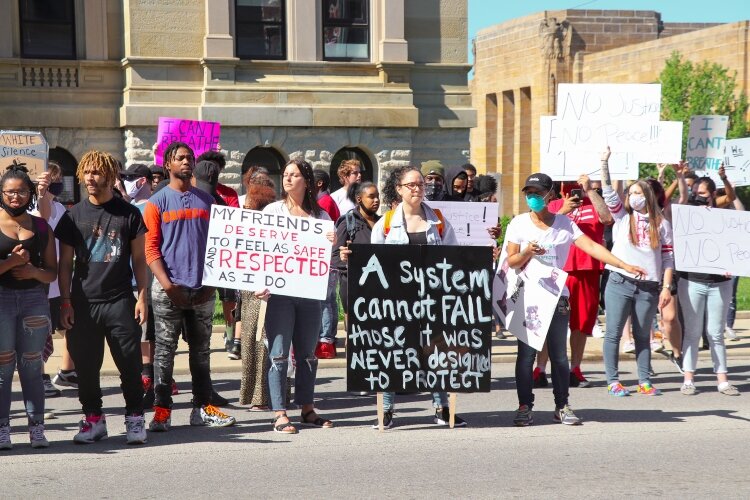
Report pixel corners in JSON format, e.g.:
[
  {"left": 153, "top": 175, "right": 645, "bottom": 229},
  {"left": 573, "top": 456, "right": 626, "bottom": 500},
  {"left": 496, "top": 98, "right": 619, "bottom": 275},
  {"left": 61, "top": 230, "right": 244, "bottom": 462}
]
[
  {"left": 1, "top": 162, "right": 37, "bottom": 207},
  {"left": 243, "top": 177, "right": 277, "bottom": 211},
  {"left": 381, "top": 166, "right": 420, "bottom": 210},
  {"left": 76, "top": 150, "right": 120, "bottom": 187}
]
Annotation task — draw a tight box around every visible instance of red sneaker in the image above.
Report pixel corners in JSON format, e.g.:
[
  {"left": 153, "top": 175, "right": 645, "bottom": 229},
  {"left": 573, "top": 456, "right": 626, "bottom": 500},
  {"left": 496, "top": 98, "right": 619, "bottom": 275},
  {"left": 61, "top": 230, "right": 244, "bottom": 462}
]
[
  {"left": 317, "top": 342, "right": 337, "bottom": 359},
  {"left": 171, "top": 379, "right": 179, "bottom": 395}
]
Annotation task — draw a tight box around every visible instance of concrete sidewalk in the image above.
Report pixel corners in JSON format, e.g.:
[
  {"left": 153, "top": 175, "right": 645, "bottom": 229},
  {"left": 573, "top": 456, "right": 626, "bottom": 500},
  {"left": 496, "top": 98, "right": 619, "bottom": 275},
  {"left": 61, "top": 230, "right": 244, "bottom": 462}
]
[{"left": 45, "top": 312, "right": 750, "bottom": 377}]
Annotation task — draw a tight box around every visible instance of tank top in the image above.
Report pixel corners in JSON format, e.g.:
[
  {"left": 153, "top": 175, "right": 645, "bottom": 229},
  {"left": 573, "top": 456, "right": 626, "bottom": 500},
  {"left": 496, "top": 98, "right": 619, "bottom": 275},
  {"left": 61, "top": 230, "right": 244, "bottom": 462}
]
[{"left": 0, "top": 216, "right": 47, "bottom": 290}]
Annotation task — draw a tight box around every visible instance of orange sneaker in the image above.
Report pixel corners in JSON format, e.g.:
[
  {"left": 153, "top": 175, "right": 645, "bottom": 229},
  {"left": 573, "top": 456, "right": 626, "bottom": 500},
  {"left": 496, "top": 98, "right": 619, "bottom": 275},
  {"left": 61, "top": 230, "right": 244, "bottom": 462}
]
[{"left": 149, "top": 406, "right": 171, "bottom": 432}]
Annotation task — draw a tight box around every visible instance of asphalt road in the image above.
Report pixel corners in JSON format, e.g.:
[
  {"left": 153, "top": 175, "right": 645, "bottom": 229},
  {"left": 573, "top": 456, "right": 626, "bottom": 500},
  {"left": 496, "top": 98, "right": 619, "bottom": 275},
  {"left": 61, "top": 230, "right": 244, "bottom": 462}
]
[{"left": 4, "top": 358, "right": 750, "bottom": 499}]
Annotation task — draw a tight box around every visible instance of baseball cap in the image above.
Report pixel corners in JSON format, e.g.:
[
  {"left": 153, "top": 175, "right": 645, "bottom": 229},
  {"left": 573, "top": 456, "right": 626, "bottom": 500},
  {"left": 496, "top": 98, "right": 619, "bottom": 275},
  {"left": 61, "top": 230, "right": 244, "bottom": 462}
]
[
  {"left": 522, "top": 173, "right": 553, "bottom": 192},
  {"left": 121, "top": 163, "right": 153, "bottom": 181}
]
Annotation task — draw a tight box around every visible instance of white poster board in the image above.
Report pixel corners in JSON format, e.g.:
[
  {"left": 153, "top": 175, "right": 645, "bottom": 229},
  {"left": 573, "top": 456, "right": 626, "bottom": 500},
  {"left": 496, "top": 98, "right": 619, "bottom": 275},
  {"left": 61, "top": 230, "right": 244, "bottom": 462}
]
[
  {"left": 687, "top": 115, "right": 728, "bottom": 177},
  {"left": 723, "top": 137, "right": 750, "bottom": 187},
  {"left": 492, "top": 247, "right": 568, "bottom": 351},
  {"left": 425, "top": 201, "right": 499, "bottom": 246},
  {"left": 672, "top": 204, "right": 750, "bottom": 277},
  {"left": 0, "top": 130, "right": 48, "bottom": 178},
  {"left": 540, "top": 116, "right": 638, "bottom": 180},
  {"left": 202, "top": 205, "right": 334, "bottom": 299}
]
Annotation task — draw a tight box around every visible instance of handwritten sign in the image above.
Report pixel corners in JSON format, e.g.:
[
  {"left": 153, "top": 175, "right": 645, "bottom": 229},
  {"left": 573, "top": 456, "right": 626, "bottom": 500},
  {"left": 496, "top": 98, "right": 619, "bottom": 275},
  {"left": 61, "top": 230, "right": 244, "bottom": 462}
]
[
  {"left": 0, "top": 130, "right": 48, "bottom": 178},
  {"left": 492, "top": 248, "right": 568, "bottom": 351},
  {"left": 672, "top": 204, "right": 750, "bottom": 277},
  {"left": 201, "top": 205, "right": 334, "bottom": 300},
  {"left": 155, "top": 117, "right": 220, "bottom": 166},
  {"left": 425, "top": 201, "right": 499, "bottom": 246},
  {"left": 540, "top": 116, "right": 638, "bottom": 180},
  {"left": 556, "top": 83, "right": 661, "bottom": 124},
  {"left": 723, "top": 137, "right": 750, "bottom": 187},
  {"left": 687, "top": 115, "right": 728, "bottom": 174},
  {"left": 346, "top": 244, "right": 493, "bottom": 393}
]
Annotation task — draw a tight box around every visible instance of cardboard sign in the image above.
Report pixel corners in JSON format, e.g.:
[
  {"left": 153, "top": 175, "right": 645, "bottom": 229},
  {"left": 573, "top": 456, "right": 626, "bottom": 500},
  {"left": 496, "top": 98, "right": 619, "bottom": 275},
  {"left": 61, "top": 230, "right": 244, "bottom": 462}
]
[
  {"left": 492, "top": 247, "right": 568, "bottom": 351},
  {"left": 425, "top": 201, "right": 499, "bottom": 246},
  {"left": 723, "top": 137, "right": 750, "bottom": 187},
  {"left": 687, "top": 115, "right": 728, "bottom": 174},
  {"left": 201, "top": 205, "right": 334, "bottom": 300},
  {"left": 540, "top": 116, "right": 638, "bottom": 180},
  {"left": 155, "top": 117, "right": 220, "bottom": 166},
  {"left": 0, "top": 130, "right": 48, "bottom": 178},
  {"left": 346, "top": 244, "right": 493, "bottom": 393},
  {"left": 672, "top": 204, "right": 750, "bottom": 277}
]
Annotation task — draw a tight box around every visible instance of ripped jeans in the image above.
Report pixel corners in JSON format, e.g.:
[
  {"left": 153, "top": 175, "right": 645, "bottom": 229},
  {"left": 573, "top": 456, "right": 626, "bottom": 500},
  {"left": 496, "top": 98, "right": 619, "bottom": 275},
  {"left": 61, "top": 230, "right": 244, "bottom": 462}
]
[
  {"left": 265, "top": 295, "right": 322, "bottom": 411},
  {"left": 0, "top": 286, "right": 50, "bottom": 425}
]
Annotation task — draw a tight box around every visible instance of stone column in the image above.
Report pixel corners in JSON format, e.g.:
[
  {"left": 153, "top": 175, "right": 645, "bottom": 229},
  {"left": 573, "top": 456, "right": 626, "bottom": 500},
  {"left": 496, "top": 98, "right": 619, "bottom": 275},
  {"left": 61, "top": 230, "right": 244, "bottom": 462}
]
[
  {"left": 288, "top": 0, "right": 318, "bottom": 61},
  {"left": 204, "top": 0, "right": 234, "bottom": 58},
  {"left": 377, "top": 0, "right": 408, "bottom": 62},
  {"left": 0, "top": 0, "right": 14, "bottom": 58},
  {"left": 83, "top": 0, "right": 108, "bottom": 60}
]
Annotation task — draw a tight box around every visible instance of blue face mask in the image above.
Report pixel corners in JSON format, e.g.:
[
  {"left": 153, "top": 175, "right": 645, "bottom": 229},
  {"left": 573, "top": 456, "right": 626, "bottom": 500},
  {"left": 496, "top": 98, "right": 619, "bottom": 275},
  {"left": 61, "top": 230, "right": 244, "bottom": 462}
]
[{"left": 525, "top": 193, "right": 546, "bottom": 212}]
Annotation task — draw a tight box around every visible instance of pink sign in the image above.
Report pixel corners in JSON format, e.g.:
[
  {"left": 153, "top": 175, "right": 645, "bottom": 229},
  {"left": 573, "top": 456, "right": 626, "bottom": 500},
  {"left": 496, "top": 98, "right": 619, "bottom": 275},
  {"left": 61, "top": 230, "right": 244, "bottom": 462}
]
[{"left": 154, "top": 117, "right": 221, "bottom": 165}]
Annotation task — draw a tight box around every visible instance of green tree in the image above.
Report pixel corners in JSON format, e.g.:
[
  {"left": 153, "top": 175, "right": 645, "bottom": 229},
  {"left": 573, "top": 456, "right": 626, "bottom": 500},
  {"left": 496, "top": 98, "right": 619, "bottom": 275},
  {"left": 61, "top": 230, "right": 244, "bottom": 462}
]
[{"left": 639, "top": 51, "right": 750, "bottom": 186}]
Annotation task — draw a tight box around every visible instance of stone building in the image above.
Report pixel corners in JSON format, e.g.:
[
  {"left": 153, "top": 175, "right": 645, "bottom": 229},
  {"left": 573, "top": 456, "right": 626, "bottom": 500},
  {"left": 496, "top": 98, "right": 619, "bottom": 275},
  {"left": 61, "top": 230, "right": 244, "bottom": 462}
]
[
  {"left": 0, "top": 0, "right": 475, "bottom": 203},
  {"left": 471, "top": 9, "right": 750, "bottom": 216}
]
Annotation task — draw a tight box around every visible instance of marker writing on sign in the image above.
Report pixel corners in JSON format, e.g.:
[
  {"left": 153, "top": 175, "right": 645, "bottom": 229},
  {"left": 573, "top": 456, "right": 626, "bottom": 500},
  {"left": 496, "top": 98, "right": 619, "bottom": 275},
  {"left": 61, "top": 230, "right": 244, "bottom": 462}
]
[
  {"left": 482, "top": 206, "right": 486, "bottom": 223},
  {"left": 467, "top": 224, "right": 470, "bottom": 237}
]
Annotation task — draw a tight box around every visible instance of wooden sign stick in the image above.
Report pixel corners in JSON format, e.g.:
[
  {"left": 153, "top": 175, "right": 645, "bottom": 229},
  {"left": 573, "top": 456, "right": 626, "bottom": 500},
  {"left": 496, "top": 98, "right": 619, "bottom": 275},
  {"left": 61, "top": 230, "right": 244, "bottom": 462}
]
[
  {"left": 449, "top": 393, "right": 457, "bottom": 429},
  {"left": 377, "top": 392, "right": 384, "bottom": 432}
]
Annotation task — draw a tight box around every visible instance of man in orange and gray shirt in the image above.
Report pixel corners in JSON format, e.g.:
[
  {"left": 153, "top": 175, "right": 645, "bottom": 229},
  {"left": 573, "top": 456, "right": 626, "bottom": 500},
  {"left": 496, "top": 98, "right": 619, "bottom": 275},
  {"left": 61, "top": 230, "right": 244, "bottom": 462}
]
[{"left": 143, "top": 141, "right": 235, "bottom": 432}]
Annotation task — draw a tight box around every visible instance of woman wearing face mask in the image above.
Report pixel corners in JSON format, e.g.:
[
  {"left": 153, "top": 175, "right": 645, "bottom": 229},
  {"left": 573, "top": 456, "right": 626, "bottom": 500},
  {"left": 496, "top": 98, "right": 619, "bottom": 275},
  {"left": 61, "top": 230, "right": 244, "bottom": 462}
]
[
  {"left": 0, "top": 164, "right": 58, "bottom": 450},
  {"left": 599, "top": 149, "right": 674, "bottom": 397},
  {"left": 676, "top": 171, "right": 739, "bottom": 396},
  {"left": 504, "top": 173, "right": 645, "bottom": 426}
]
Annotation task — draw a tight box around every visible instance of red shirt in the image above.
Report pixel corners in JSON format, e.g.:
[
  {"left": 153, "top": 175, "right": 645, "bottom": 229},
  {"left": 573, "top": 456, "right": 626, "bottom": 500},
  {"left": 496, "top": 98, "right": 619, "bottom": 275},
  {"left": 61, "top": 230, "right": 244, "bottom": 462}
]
[
  {"left": 216, "top": 183, "right": 239, "bottom": 208},
  {"left": 547, "top": 197, "right": 604, "bottom": 271},
  {"left": 317, "top": 192, "right": 341, "bottom": 222}
]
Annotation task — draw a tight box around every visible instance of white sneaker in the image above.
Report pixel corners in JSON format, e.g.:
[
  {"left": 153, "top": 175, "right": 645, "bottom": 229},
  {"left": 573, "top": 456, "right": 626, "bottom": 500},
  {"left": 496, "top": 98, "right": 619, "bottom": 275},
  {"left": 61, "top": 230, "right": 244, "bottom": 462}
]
[
  {"left": 73, "top": 414, "right": 108, "bottom": 444},
  {"left": 29, "top": 422, "right": 49, "bottom": 448},
  {"left": 0, "top": 423, "right": 11, "bottom": 450},
  {"left": 622, "top": 341, "right": 635, "bottom": 354},
  {"left": 725, "top": 326, "right": 738, "bottom": 341},
  {"left": 591, "top": 323, "right": 604, "bottom": 338},
  {"left": 125, "top": 414, "right": 147, "bottom": 445}
]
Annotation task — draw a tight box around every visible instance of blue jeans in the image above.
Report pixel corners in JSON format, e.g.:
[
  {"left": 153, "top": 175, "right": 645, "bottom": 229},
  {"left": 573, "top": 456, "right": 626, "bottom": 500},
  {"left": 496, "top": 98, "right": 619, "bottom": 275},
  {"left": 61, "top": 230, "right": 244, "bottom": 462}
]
[
  {"left": 319, "top": 269, "right": 339, "bottom": 343},
  {"left": 516, "top": 297, "right": 570, "bottom": 409},
  {"left": 726, "top": 276, "right": 739, "bottom": 328},
  {"left": 265, "top": 295, "right": 321, "bottom": 411},
  {"left": 0, "top": 286, "right": 50, "bottom": 425},
  {"left": 382, "top": 391, "right": 448, "bottom": 412},
  {"left": 678, "top": 279, "right": 731, "bottom": 374},
  {"left": 603, "top": 272, "right": 659, "bottom": 385}
]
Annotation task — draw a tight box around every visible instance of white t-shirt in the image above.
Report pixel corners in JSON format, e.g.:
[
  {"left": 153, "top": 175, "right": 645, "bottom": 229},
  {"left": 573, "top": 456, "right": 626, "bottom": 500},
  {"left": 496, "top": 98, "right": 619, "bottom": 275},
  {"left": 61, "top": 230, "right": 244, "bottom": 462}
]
[
  {"left": 46, "top": 201, "right": 66, "bottom": 298},
  {"left": 504, "top": 212, "right": 584, "bottom": 284},
  {"left": 331, "top": 187, "right": 355, "bottom": 215}
]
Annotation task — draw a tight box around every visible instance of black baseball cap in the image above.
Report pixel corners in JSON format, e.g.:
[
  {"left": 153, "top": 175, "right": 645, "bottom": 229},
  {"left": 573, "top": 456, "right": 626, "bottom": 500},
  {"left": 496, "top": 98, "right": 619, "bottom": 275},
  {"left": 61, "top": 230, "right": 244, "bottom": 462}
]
[
  {"left": 522, "top": 173, "right": 553, "bottom": 192},
  {"left": 121, "top": 163, "right": 153, "bottom": 181}
]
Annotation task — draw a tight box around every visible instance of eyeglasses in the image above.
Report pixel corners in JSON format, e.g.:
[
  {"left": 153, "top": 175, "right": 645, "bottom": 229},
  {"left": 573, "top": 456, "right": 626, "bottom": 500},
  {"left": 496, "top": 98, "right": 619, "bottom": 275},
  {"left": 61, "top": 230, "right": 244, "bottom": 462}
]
[
  {"left": 2, "top": 190, "right": 31, "bottom": 198},
  {"left": 398, "top": 182, "right": 425, "bottom": 191}
]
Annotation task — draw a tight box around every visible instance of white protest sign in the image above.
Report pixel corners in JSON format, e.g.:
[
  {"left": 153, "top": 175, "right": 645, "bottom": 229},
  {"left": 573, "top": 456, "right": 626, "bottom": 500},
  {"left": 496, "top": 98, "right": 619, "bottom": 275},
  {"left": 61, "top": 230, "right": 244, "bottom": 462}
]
[
  {"left": 635, "top": 120, "right": 684, "bottom": 164},
  {"left": 492, "top": 248, "right": 568, "bottom": 351},
  {"left": 425, "top": 201, "right": 499, "bottom": 246},
  {"left": 202, "top": 205, "right": 334, "bottom": 299},
  {"left": 555, "top": 84, "right": 663, "bottom": 153},
  {"left": 672, "top": 204, "right": 750, "bottom": 277},
  {"left": 687, "top": 115, "right": 728, "bottom": 177},
  {"left": 540, "top": 116, "right": 638, "bottom": 180},
  {"left": 0, "top": 130, "right": 48, "bottom": 178},
  {"left": 723, "top": 137, "right": 750, "bottom": 187}
]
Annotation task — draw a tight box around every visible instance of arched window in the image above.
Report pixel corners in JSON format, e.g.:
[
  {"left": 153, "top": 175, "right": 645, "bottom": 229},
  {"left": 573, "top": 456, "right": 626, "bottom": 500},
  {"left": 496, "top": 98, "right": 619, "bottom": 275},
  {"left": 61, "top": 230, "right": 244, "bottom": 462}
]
[
  {"left": 241, "top": 146, "right": 285, "bottom": 194},
  {"left": 329, "top": 147, "right": 373, "bottom": 192},
  {"left": 49, "top": 147, "right": 79, "bottom": 206}
]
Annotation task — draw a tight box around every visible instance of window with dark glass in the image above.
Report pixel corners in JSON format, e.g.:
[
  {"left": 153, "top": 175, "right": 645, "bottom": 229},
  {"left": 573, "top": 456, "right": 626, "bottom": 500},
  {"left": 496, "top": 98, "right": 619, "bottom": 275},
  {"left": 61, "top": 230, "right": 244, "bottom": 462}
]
[
  {"left": 323, "top": 0, "right": 369, "bottom": 61},
  {"left": 19, "top": 0, "right": 76, "bottom": 59},
  {"left": 236, "top": 0, "right": 286, "bottom": 60}
]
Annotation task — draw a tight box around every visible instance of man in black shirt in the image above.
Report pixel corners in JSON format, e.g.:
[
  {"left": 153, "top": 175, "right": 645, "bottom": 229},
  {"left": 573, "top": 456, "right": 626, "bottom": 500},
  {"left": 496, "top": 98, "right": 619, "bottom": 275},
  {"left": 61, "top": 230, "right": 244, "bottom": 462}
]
[{"left": 56, "top": 151, "right": 149, "bottom": 445}]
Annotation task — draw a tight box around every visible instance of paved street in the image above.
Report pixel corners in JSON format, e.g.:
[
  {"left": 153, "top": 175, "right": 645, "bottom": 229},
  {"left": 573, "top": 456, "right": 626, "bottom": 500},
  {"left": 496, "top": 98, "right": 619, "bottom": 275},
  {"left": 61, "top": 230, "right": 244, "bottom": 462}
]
[{"left": 4, "top": 356, "right": 750, "bottom": 499}]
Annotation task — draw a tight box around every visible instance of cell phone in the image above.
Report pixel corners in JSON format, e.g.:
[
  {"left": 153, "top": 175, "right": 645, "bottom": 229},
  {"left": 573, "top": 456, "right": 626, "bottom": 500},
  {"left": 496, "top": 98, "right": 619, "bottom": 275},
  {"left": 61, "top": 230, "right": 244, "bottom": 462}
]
[{"left": 571, "top": 188, "right": 583, "bottom": 199}]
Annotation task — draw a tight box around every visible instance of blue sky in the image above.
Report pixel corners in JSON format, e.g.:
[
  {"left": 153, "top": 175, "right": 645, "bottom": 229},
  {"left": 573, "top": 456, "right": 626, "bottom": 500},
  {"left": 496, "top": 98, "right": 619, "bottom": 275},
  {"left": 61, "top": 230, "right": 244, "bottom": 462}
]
[{"left": 469, "top": 0, "right": 750, "bottom": 66}]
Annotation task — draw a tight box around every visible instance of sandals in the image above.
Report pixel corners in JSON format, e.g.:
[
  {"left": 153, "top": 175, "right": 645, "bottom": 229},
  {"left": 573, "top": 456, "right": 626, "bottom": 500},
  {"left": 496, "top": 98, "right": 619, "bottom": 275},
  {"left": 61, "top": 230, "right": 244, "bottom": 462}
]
[
  {"left": 300, "top": 409, "right": 334, "bottom": 428},
  {"left": 249, "top": 405, "right": 270, "bottom": 412},
  {"left": 272, "top": 414, "right": 298, "bottom": 434}
]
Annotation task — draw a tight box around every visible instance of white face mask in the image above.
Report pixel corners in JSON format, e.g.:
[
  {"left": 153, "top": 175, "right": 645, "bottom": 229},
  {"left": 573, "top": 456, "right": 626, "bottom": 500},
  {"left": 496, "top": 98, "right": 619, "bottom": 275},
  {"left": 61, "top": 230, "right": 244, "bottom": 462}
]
[
  {"left": 629, "top": 193, "right": 646, "bottom": 211},
  {"left": 124, "top": 178, "right": 149, "bottom": 201}
]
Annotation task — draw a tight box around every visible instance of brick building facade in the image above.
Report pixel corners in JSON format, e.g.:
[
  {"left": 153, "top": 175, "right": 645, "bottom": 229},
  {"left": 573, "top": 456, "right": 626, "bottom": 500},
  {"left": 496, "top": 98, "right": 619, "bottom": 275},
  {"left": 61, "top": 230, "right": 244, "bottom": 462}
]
[{"left": 470, "top": 9, "right": 749, "bottom": 216}]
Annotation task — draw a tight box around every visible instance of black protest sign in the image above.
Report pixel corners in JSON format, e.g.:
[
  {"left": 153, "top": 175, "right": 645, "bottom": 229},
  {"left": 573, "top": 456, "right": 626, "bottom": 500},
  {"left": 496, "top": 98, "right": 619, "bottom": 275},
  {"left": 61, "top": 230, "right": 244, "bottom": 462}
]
[{"left": 346, "top": 244, "right": 493, "bottom": 393}]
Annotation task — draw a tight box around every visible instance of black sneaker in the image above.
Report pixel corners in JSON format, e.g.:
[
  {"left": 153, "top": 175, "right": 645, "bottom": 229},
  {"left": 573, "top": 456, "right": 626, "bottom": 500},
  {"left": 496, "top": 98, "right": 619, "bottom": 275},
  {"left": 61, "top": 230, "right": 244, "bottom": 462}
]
[
  {"left": 668, "top": 351, "right": 684, "bottom": 374},
  {"left": 227, "top": 339, "right": 241, "bottom": 360},
  {"left": 371, "top": 411, "right": 395, "bottom": 429},
  {"left": 532, "top": 368, "right": 548, "bottom": 388},
  {"left": 211, "top": 390, "right": 229, "bottom": 407},
  {"left": 434, "top": 408, "right": 467, "bottom": 427},
  {"left": 52, "top": 369, "right": 78, "bottom": 389}
]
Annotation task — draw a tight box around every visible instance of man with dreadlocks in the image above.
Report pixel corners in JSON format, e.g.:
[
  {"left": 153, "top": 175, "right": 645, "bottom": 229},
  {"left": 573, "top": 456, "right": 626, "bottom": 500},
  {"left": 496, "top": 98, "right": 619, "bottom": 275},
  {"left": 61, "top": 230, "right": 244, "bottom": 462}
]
[
  {"left": 143, "top": 142, "right": 236, "bottom": 431},
  {"left": 56, "top": 150, "right": 149, "bottom": 445}
]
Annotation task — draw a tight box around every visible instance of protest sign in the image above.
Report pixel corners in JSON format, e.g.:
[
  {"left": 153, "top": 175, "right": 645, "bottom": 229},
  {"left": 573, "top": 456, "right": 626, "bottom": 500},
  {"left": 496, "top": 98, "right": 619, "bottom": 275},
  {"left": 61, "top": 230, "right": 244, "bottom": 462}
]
[
  {"left": 201, "top": 205, "right": 334, "bottom": 300},
  {"left": 346, "top": 244, "right": 493, "bottom": 393},
  {"left": 425, "top": 201, "right": 499, "bottom": 246},
  {"left": 687, "top": 115, "right": 728, "bottom": 175},
  {"left": 723, "top": 137, "right": 750, "bottom": 187},
  {"left": 672, "top": 204, "right": 750, "bottom": 277},
  {"left": 0, "top": 130, "right": 48, "bottom": 178},
  {"left": 492, "top": 247, "right": 568, "bottom": 351},
  {"left": 154, "top": 117, "right": 220, "bottom": 166},
  {"left": 540, "top": 116, "right": 638, "bottom": 180}
]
